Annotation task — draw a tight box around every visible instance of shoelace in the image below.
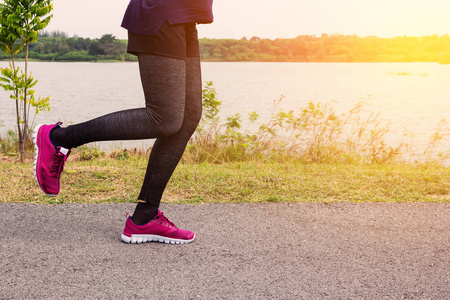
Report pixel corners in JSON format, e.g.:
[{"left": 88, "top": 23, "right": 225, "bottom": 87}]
[
  {"left": 156, "top": 212, "right": 177, "bottom": 228},
  {"left": 50, "top": 152, "right": 66, "bottom": 178}
]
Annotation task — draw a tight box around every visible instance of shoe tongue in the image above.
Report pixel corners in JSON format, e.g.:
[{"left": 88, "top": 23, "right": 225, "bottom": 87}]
[{"left": 59, "top": 147, "right": 70, "bottom": 155}]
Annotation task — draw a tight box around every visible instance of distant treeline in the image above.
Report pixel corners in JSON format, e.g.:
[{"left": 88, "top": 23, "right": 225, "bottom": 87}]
[
  {"left": 0, "top": 32, "right": 136, "bottom": 62},
  {"left": 1, "top": 31, "right": 449, "bottom": 63},
  {"left": 200, "top": 34, "right": 450, "bottom": 63}
]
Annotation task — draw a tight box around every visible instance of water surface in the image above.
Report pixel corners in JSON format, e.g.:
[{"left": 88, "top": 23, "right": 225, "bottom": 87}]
[{"left": 0, "top": 61, "right": 448, "bottom": 157}]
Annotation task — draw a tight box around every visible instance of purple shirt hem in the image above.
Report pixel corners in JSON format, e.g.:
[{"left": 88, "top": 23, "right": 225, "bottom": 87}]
[{"left": 121, "top": 0, "right": 214, "bottom": 35}]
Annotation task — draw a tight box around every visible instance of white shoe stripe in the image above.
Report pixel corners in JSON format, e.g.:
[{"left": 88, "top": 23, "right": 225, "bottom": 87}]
[{"left": 121, "top": 233, "right": 195, "bottom": 245}]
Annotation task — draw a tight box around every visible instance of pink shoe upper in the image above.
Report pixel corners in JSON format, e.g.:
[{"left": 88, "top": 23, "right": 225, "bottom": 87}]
[
  {"left": 34, "top": 123, "right": 71, "bottom": 196},
  {"left": 123, "top": 210, "right": 195, "bottom": 241}
]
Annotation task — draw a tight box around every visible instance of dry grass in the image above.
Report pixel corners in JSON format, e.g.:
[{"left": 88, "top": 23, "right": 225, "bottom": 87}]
[{"left": 1, "top": 153, "right": 448, "bottom": 204}]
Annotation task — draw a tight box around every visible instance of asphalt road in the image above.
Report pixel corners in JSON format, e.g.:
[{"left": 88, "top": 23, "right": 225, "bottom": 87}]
[{"left": 1, "top": 202, "right": 449, "bottom": 299}]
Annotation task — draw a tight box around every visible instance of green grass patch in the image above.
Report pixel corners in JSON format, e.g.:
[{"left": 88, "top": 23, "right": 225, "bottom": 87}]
[{"left": 1, "top": 154, "right": 448, "bottom": 204}]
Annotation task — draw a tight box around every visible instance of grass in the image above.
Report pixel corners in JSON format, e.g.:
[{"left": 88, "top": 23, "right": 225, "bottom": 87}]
[{"left": 1, "top": 152, "right": 448, "bottom": 204}]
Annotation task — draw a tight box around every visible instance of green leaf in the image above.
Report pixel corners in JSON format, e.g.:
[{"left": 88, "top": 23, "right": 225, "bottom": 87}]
[{"left": 0, "top": 77, "right": 11, "bottom": 83}]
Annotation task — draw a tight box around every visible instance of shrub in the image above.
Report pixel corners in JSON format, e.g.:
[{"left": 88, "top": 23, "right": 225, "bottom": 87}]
[{"left": 185, "top": 82, "right": 448, "bottom": 165}]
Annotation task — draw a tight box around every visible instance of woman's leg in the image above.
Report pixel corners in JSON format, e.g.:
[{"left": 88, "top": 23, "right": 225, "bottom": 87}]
[
  {"left": 132, "top": 56, "right": 202, "bottom": 224},
  {"left": 35, "top": 55, "right": 188, "bottom": 197},
  {"left": 51, "top": 55, "right": 187, "bottom": 149}
]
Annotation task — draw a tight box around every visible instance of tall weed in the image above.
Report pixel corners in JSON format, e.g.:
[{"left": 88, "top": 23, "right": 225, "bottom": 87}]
[
  {"left": 185, "top": 82, "right": 444, "bottom": 165},
  {"left": 423, "top": 119, "right": 450, "bottom": 164},
  {"left": 0, "top": 130, "right": 19, "bottom": 154},
  {"left": 0, "top": 81, "right": 447, "bottom": 166}
]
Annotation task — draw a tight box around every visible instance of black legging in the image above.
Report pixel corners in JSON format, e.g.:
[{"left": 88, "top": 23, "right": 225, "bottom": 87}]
[{"left": 59, "top": 54, "right": 202, "bottom": 207}]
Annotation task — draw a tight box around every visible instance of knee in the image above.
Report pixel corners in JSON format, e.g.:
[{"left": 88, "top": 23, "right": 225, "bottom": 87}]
[
  {"left": 161, "top": 108, "right": 202, "bottom": 138},
  {"left": 161, "top": 118, "right": 184, "bottom": 136},
  {"left": 144, "top": 105, "right": 184, "bottom": 137}
]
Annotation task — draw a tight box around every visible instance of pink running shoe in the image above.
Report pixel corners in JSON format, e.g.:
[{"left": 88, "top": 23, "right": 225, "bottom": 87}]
[
  {"left": 121, "top": 211, "right": 195, "bottom": 244},
  {"left": 33, "top": 123, "right": 71, "bottom": 196}
]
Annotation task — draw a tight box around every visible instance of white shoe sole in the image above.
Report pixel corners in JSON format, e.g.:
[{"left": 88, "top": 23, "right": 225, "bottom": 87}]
[{"left": 121, "top": 233, "right": 195, "bottom": 245}]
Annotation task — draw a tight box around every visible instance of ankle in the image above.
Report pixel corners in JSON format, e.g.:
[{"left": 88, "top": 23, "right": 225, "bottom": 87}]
[
  {"left": 132, "top": 201, "right": 159, "bottom": 225},
  {"left": 50, "top": 126, "right": 70, "bottom": 149}
]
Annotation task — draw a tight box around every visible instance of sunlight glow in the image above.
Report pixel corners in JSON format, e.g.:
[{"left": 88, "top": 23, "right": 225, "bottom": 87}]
[
  {"left": 204, "top": 0, "right": 450, "bottom": 39},
  {"left": 43, "top": 0, "right": 450, "bottom": 39}
]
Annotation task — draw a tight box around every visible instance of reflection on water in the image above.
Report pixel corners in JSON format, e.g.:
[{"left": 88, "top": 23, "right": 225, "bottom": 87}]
[{"left": 0, "top": 61, "right": 449, "bottom": 160}]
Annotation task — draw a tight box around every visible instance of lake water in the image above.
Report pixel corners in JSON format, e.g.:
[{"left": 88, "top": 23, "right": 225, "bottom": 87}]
[{"left": 0, "top": 61, "right": 449, "bottom": 160}]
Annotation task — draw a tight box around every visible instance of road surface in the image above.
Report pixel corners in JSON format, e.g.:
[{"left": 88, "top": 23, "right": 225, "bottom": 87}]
[{"left": 1, "top": 202, "right": 449, "bottom": 299}]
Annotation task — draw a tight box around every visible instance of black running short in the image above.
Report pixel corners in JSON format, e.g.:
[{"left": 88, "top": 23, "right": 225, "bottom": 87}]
[{"left": 127, "top": 21, "right": 200, "bottom": 60}]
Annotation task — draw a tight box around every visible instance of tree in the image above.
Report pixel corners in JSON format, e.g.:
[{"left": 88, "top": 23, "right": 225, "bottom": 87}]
[
  {"left": 99, "top": 34, "right": 116, "bottom": 44},
  {"left": 0, "top": 0, "right": 53, "bottom": 161}
]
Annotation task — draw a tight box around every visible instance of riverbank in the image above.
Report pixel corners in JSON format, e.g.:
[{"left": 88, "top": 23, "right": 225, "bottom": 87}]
[{"left": 1, "top": 152, "right": 448, "bottom": 204}]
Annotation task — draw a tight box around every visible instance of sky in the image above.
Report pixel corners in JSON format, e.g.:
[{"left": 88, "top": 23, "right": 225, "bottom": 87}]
[{"left": 43, "top": 0, "right": 450, "bottom": 39}]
